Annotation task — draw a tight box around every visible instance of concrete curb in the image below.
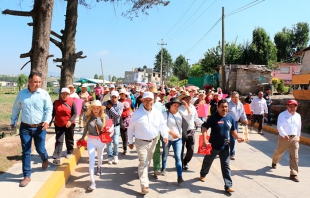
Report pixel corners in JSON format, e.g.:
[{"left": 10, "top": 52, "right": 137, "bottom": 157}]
[
  {"left": 253, "top": 123, "right": 310, "bottom": 146},
  {"left": 34, "top": 144, "right": 86, "bottom": 198}
]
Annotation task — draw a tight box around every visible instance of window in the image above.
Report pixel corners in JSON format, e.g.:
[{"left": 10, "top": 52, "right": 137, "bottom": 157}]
[
  {"left": 280, "top": 67, "right": 290, "bottom": 74},
  {"left": 158, "top": 74, "right": 160, "bottom": 77},
  {"left": 153, "top": 73, "right": 155, "bottom": 77}
]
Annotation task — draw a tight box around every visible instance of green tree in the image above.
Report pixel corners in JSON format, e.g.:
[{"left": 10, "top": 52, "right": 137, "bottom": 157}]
[
  {"left": 172, "top": 55, "right": 190, "bottom": 80},
  {"left": 99, "top": 75, "right": 103, "bottom": 80},
  {"left": 108, "top": 75, "right": 111, "bottom": 81},
  {"left": 249, "top": 27, "right": 277, "bottom": 66},
  {"left": 201, "top": 44, "right": 221, "bottom": 74},
  {"left": 239, "top": 41, "right": 251, "bottom": 64},
  {"left": 16, "top": 74, "right": 28, "bottom": 91},
  {"left": 225, "top": 41, "right": 243, "bottom": 65},
  {"left": 112, "top": 76, "right": 117, "bottom": 82},
  {"left": 153, "top": 48, "right": 173, "bottom": 79},
  {"left": 291, "top": 22, "right": 310, "bottom": 52},
  {"left": 116, "top": 77, "right": 123, "bottom": 82},
  {"left": 94, "top": 74, "right": 98, "bottom": 79},
  {"left": 188, "top": 64, "right": 204, "bottom": 77}
]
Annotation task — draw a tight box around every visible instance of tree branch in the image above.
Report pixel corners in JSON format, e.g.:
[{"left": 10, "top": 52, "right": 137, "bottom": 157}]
[
  {"left": 53, "top": 58, "right": 63, "bottom": 63},
  {"left": 56, "top": 65, "right": 64, "bottom": 69},
  {"left": 2, "top": 9, "right": 32, "bottom": 17},
  {"left": 20, "top": 52, "right": 32, "bottom": 58},
  {"left": 50, "top": 37, "right": 63, "bottom": 50},
  {"left": 20, "top": 60, "right": 31, "bottom": 70},
  {"left": 74, "top": 51, "right": 87, "bottom": 59},
  {"left": 51, "top": 30, "right": 62, "bottom": 40},
  {"left": 27, "top": 22, "right": 33, "bottom": 26}
]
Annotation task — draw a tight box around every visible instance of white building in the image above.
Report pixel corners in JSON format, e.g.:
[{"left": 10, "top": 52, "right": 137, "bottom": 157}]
[{"left": 123, "top": 66, "right": 161, "bottom": 84}]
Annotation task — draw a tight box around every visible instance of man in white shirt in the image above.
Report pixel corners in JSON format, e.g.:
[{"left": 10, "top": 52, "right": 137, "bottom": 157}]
[
  {"left": 250, "top": 91, "right": 268, "bottom": 135},
  {"left": 228, "top": 92, "right": 248, "bottom": 160},
  {"left": 178, "top": 91, "right": 203, "bottom": 170},
  {"left": 128, "top": 91, "right": 168, "bottom": 195},
  {"left": 271, "top": 99, "right": 301, "bottom": 182}
]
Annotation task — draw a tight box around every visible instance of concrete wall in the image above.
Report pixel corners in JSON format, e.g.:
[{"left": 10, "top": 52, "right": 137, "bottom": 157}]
[{"left": 300, "top": 50, "right": 310, "bottom": 74}]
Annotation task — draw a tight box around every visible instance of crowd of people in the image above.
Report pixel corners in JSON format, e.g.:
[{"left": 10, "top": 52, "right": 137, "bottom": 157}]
[{"left": 10, "top": 74, "right": 302, "bottom": 194}]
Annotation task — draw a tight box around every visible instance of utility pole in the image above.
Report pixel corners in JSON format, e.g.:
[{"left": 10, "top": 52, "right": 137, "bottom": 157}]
[
  {"left": 100, "top": 58, "right": 105, "bottom": 85},
  {"left": 221, "top": 7, "right": 226, "bottom": 92},
  {"left": 157, "top": 39, "right": 167, "bottom": 86}
]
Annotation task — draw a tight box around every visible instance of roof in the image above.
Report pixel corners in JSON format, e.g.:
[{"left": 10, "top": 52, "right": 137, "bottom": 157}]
[
  {"left": 75, "top": 78, "right": 112, "bottom": 84},
  {"left": 234, "top": 64, "right": 272, "bottom": 72},
  {"left": 292, "top": 46, "right": 310, "bottom": 57}
]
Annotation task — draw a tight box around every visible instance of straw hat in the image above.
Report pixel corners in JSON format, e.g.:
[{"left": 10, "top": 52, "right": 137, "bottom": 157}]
[
  {"left": 87, "top": 100, "right": 106, "bottom": 111},
  {"left": 169, "top": 88, "right": 177, "bottom": 93},
  {"left": 119, "top": 88, "right": 129, "bottom": 95},
  {"left": 149, "top": 86, "right": 158, "bottom": 94},
  {"left": 178, "top": 91, "right": 191, "bottom": 101}
]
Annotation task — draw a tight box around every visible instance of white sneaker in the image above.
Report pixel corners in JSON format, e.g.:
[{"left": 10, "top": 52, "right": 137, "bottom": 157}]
[
  {"left": 108, "top": 158, "right": 113, "bottom": 165},
  {"left": 66, "top": 154, "right": 72, "bottom": 159},
  {"left": 88, "top": 182, "right": 96, "bottom": 191},
  {"left": 113, "top": 156, "right": 118, "bottom": 164}
]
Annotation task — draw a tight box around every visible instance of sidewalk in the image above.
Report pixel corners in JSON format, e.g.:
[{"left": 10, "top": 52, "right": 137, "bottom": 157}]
[{"left": 0, "top": 127, "right": 83, "bottom": 198}]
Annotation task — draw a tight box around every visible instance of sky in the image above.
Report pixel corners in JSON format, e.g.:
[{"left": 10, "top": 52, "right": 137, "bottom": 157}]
[{"left": 0, "top": 0, "right": 310, "bottom": 80}]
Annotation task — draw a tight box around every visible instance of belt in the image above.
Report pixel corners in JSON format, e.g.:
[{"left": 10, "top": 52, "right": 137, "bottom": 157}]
[
  {"left": 21, "top": 122, "right": 43, "bottom": 128},
  {"left": 137, "top": 138, "right": 155, "bottom": 142},
  {"left": 114, "top": 123, "right": 120, "bottom": 127},
  {"left": 289, "top": 135, "right": 296, "bottom": 138}
]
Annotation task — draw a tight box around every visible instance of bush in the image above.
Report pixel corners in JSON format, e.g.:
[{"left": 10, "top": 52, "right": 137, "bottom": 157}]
[{"left": 277, "top": 79, "right": 285, "bottom": 93}]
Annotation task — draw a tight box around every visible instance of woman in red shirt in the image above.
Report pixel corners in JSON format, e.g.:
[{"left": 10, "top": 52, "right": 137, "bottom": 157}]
[
  {"left": 50, "top": 88, "right": 77, "bottom": 165},
  {"left": 119, "top": 89, "right": 132, "bottom": 154}
]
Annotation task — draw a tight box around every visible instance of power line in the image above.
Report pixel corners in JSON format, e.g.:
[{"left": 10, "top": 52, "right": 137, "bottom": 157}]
[
  {"left": 168, "top": 0, "right": 218, "bottom": 43},
  {"left": 184, "top": 17, "right": 222, "bottom": 56},
  {"left": 226, "top": 0, "right": 265, "bottom": 17},
  {"left": 167, "top": 0, "right": 212, "bottom": 42},
  {"left": 162, "top": 0, "right": 197, "bottom": 39}
]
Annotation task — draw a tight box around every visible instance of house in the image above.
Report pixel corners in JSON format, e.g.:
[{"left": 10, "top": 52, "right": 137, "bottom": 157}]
[
  {"left": 0, "top": 81, "right": 18, "bottom": 87},
  {"left": 272, "top": 63, "right": 300, "bottom": 85},
  {"left": 220, "top": 64, "right": 272, "bottom": 95},
  {"left": 123, "top": 66, "right": 161, "bottom": 85}
]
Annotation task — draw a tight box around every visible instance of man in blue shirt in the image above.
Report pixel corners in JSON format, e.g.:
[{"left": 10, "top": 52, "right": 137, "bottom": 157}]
[
  {"left": 11, "top": 72, "right": 53, "bottom": 187},
  {"left": 199, "top": 99, "right": 244, "bottom": 193}
]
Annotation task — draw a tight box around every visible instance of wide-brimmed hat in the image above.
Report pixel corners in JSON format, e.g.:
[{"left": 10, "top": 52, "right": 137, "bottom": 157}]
[
  {"left": 119, "top": 88, "right": 129, "bottom": 95},
  {"left": 178, "top": 91, "right": 191, "bottom": 101},
  {"left": 165, "top": 97, "right": 182, "bottom": 109},
  {"left": 169, "top": 88, "right": 177, "bottom": 93},
  {"left": 149, "top": 86, "right": 158, "bottom": 94},
  {"left": 87, "top": 100, "right": 105, "bottom": 111},
  {"left": 82, "top": 84, "right": 87, "bottom": 88}
]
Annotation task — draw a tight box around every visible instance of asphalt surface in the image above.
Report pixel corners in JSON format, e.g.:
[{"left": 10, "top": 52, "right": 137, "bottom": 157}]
[{"left": 58, "top": 124, "right": 310, "bottom": 198}]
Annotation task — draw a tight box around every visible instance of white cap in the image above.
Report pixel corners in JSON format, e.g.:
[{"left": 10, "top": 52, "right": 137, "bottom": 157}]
[
  {"left": 109, "top": 84, "right": 115, "bottom": 89},
  {"left": 142, "top": 92, "right": 154, "bottom": 99},
  {"left": 110, "top": 90, "right": 119, "bottom": 97},
  {"left": 81, "top": 84, "right": 87, "bottom": 88},
  {"left": 61, "top": 88, "right": 70, "bottom": 94}
]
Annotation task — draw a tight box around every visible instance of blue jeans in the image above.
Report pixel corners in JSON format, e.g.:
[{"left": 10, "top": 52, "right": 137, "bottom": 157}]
[
  {"left": 107, "top": 125, "right": 120, "bottom": 158},
  {"left": 200, "top": 148, "right": 232, "bottom": 190},
  {"left": 162, "top": 138, "right": 183, "bottom": 177},
  {"left": 20, "top": 124, "right": 48, "bottom": 178},
  {"left": 229, "top": 121, "right": 238, "bottom": 156}
]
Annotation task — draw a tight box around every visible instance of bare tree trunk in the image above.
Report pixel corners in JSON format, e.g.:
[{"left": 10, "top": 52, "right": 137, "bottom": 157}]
[
  {"left": 31, "top": 0, "right": 54, "bottom": 90},
  {"left": 2, "top": 0, "right": 54, "bottom": 90},
  {"left": 51, "top": 0, "right": 86, "bottom": 90}
]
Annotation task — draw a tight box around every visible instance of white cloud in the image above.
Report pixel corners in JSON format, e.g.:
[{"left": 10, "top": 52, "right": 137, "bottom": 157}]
[{"left": 97, "top": 50, "right": 108, "bottom": 56}]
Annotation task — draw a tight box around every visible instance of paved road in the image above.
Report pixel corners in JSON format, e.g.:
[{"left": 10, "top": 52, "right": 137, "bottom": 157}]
[{"left": 59, "top": 125, "right": 310, "bottom": 198}]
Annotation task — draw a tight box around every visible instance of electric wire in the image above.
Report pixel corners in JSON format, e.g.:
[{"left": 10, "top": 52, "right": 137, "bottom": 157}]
[{"left": 226, "top": 0, "right": 265, "bottom": 17}]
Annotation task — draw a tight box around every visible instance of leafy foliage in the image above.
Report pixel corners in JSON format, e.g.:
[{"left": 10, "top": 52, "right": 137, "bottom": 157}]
[
  {"left": 248, "top": 27, "right": 277, "bottom": 66},
  {"left": 188, "top": 64, "right": 204, "bottom": 77},
  {"left": 172, "top": 55, "right": 190, "bottom": 80},
  {"left": 153, "top": 48, "right": 173, "bottom": 79},
  {"left": 94, "top": 74, "right": 98, "bottom": 79},
  {"left": 112, "top": 76, "right": 117, "bottom": 82},
  {"left": 16, "top": 74, "right": 28, "bottom": 91}
]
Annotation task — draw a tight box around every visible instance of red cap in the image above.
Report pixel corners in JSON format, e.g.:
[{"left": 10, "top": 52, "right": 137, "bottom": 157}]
[{"left": 287, "top": 99, "right": 298, "bottom": 106}]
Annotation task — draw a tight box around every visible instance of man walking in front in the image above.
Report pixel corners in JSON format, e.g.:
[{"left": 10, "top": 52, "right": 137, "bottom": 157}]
[
  {"left": 271, "top": 99, "right": 301, "bottom": 182},
  {"left": 128, "top": 91, "right": 168, "bottom": 194},
  {"left": 228, "top": 91, "right": 248, "bottom": 160},
  {"left": 11, "top": 72, "right": 53, "bottom": 187},
  {"left": 250, "top": 91, "right": 268, "bottom": 135},
  {"left": 200, "top": 99, "right": 244, "bottom": 193}
]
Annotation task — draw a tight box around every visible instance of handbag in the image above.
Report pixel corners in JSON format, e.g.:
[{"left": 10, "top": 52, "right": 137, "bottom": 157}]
[
  {"left": 197, "top": 135, "right": 212, "bottom": 155},
  {"left": 76, "top": 139, "right": 87, "bottom": 148},
  {"left": 94, "top": 119, "right": 114, "bottom": 143}
]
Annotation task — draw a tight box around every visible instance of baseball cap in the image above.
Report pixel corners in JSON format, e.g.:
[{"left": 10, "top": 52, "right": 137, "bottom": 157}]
[
  {"left": 109, "top": 84, "right": 115, "bottom": 89},
  {"left": 81, "top": 84, "right": 87, "bottom": 88},
  {"left": 110, "top": 91, "right": 119, "bottom": 97},
  {"left": 142, "top": 91, "right": 154, "bottom": 99},
  {"left": 61, "top": 88, "right": 70, "bottom": 94},
  {"left": 287, "top": 99, "right": 298, "bottom": 106}
]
